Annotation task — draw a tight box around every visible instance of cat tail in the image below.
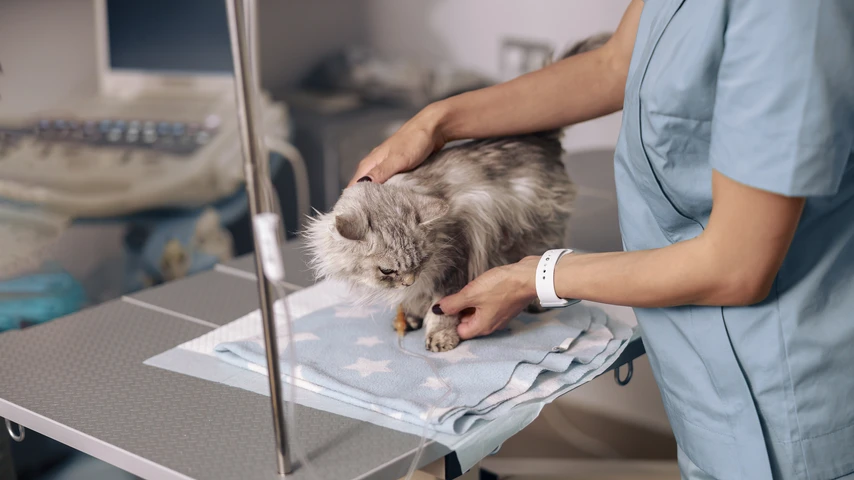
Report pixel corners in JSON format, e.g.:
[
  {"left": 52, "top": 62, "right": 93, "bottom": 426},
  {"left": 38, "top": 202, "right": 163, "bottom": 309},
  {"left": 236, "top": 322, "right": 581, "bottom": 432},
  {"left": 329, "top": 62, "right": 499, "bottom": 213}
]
[
  {"left": 527, "top": 32, "right": 612, "bottom": 144},
  {"left": 557, "top": 32, "right": 613, "bottom": 60}
]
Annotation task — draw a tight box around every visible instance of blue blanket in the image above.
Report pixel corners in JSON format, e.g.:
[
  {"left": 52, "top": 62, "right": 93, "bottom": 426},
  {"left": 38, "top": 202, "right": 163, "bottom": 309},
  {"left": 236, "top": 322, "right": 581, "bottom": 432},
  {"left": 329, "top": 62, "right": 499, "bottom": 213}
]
[{"left": 214, "top": 302, "right": 632, "bottom": 435}]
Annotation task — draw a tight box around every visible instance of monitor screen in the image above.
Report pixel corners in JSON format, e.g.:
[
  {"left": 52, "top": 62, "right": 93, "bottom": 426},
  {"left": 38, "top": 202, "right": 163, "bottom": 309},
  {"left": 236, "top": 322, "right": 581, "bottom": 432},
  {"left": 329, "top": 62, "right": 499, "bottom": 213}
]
[{"left": 106, "top": 0, "right": 233, "bottom": 74}]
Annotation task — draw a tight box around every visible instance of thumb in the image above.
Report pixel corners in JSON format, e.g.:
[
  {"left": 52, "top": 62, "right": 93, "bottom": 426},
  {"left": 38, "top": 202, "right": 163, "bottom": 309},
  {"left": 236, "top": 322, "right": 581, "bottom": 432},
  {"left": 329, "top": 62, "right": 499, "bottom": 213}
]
[
  {"left": 347, "top": 163, "right": 376, "bottom": 187},
  {"left": 363, "top": 160, "right": 397, "bottom": 185},
  {"left": 456, "top": 314, "right": 483, "bottom": 341},
  {"left": 346, "top": 160, "right": 394, "bottom": 187},
  {"left": 435, "top": 288, "right": 473, "bottom": 316}
]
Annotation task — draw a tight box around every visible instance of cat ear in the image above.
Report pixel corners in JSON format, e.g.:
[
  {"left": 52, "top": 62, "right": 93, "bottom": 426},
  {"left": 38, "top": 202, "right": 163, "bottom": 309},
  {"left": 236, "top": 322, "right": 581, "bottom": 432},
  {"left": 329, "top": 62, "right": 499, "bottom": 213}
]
[
  {"left": 417, "top": 196, "right": 450, "bottom": 226},
  {"left": 335, "top": 213, "right": 368, "bottom": 241}
]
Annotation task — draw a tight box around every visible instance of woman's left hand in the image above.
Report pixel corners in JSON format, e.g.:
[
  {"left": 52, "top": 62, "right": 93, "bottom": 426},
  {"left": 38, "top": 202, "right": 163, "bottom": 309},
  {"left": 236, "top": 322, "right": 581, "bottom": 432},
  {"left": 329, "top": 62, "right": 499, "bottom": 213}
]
[{"left": 435, "top": 256, "right": 540, "bottom": 340}]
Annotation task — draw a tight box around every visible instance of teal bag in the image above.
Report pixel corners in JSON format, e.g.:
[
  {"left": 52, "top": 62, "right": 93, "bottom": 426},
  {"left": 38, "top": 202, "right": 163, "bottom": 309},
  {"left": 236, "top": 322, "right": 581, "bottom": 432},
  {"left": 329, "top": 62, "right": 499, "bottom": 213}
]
[{"left": 0, "top": 263, "right": 87, "bottom": 331}]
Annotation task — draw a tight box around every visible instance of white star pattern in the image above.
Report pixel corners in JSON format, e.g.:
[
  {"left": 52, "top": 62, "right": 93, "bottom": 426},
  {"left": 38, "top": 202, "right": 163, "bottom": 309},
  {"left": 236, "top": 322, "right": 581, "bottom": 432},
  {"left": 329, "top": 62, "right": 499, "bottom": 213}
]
[
  {"left": 436, "top": 342, "right": 477, "bottom": 363},
  {"left": 420, "top": 376, "right": 447, "bottom": 390},
  {"left": 344, "top": 357, "right": 392, "bottom": 377},
  {"left": 355, "top": 336, "right": 383, "bottom": 347}
]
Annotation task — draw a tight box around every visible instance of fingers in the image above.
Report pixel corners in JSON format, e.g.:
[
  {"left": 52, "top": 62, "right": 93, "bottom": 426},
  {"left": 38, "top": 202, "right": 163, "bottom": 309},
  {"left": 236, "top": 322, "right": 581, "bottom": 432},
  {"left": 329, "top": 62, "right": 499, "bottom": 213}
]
[
  {"left": 347, "top": 161, "right": 377, "bottom": 187},
  {"left": 457, "top": 313, "right": 488, "bottom": 340},
  {"left": 437, "top": 289, "right": 491, "bottom": 340},
  {"left": 347, "top": 146, "right": 399, "bottom": 187},
  {"left": 435, "top": 287, "right": 474, "bottom": 316},
  {"left": 362, "top": 160, "right": 395, "bottom": 185},
  {"left": 347, "top": 159, "right": 395, "bottom": 187}
]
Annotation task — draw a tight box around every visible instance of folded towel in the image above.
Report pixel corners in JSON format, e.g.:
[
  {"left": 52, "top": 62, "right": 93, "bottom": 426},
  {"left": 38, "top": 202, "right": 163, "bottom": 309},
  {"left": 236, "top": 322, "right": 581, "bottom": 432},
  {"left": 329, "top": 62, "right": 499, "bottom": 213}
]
[{"left": 214, "top": 300, "right": 632, "bottom": 435}]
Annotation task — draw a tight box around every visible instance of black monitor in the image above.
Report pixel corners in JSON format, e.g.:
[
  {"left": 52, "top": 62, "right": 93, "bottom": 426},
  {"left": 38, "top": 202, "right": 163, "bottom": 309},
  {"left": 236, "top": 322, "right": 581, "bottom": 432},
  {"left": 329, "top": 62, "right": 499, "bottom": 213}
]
[{"left": 106, "top": 0, "right": 233, "bottom": 74}]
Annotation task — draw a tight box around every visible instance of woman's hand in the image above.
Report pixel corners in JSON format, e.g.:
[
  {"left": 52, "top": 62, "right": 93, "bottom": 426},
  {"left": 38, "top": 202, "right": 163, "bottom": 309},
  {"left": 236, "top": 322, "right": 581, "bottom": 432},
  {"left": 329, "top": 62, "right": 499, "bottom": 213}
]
[
  {"left": 347, "top": 105, "right": 448, "bottom": 186},
  {"left": 435, "top": 256, "right": 540, "bottom": 340},
  {"left": 345, "top": 4, "right": 640, "bottom": 187}
]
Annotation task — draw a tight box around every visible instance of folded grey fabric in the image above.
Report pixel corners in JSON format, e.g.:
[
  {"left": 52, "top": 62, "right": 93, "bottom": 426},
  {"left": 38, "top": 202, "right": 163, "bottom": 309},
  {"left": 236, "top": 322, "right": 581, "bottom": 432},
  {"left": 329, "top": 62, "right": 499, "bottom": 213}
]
[{"left": 214, "top": 302, "right": 632, "bottom": 435}]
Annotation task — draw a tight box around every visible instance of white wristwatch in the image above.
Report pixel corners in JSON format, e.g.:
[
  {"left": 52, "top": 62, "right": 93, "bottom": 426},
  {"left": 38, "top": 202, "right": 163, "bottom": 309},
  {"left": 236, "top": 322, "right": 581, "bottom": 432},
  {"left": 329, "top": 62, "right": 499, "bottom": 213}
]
[{"left": 535, "top": 249, "right": 575, "bottom": 308}]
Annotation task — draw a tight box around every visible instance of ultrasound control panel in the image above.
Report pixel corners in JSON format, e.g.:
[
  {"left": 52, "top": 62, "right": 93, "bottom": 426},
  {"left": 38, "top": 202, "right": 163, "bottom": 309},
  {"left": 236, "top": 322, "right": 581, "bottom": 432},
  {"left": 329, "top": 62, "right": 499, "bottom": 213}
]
[
  {"left": 0, "top": 91, "right": 292, "bottom": 217},
  {"left": 0, "top": 115, "right": 221, "bottom": 159},
  {"left": 0, "top": 110, "right": 237, "bottom": 217}
]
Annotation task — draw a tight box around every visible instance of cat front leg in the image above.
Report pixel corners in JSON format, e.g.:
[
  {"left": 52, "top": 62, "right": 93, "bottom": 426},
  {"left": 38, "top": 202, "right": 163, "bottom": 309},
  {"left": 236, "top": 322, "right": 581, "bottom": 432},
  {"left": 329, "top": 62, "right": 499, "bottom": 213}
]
[
  {"left": 526, "top": 297, "right": 548, "bottom": 314},
  {"left": 424, "top": 301, "right": 461, "bottom": 352},
  {"left": 400, "top": 295, "right": 429, "bottom": 332}
]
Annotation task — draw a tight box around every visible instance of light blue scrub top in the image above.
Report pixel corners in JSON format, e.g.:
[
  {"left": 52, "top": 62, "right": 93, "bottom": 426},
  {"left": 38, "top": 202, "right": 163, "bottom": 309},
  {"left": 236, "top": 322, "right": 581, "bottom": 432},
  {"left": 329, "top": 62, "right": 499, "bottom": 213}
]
[{"left": 614, "top": 1, "right": 854, "bottom": 479}]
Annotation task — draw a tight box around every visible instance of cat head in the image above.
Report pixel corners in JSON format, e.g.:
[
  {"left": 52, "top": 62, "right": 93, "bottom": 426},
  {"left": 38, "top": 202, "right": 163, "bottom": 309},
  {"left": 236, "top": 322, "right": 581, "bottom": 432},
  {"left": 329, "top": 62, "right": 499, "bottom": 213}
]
[{"left": 304, "top": 182, "right": 449, "bottom": 303}]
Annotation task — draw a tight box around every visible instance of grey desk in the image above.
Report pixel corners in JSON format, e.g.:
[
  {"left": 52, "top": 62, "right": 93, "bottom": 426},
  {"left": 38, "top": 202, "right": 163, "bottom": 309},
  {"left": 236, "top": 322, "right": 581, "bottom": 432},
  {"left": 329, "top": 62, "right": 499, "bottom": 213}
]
[{"left": 0, "top": 241, "right": 644, "bottom": 480}]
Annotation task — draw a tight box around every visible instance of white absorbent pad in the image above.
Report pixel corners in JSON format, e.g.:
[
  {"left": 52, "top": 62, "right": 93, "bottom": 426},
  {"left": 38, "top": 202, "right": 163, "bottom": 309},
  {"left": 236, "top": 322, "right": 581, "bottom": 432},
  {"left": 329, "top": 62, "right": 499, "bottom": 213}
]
[{"left": 144, "top": 279, "right": 636, "bottom": 471}]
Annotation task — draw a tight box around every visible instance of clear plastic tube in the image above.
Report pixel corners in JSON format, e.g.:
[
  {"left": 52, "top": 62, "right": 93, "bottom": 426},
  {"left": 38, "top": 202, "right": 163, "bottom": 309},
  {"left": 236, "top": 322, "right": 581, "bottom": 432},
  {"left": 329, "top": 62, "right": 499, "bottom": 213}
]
[
  {"left": 270, "top": 279, "right": 323, "bottom": 480},
  {"left": 257, "top": 179, "right": 322, "bottom": 480},
  {"left": 398, "top": 335, "right": 454, "bottom": 480},
  {"left": 262, "top": 176, "right": 450, "bottom": 479},
  {"left": 366, "top": 313, "right": 455, "bottom": 480}
]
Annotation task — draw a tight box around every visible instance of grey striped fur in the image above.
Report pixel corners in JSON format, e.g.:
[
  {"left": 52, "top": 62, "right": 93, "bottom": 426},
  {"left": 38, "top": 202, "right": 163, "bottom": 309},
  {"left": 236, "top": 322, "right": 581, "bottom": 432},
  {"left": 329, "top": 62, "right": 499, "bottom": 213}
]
[{"left": 304, "top": 33, "right": 612, "bottom": 351}]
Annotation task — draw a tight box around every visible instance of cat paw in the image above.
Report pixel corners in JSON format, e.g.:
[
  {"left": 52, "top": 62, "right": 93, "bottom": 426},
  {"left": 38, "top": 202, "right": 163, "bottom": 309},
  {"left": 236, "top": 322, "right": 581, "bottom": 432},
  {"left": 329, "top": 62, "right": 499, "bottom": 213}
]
[
  {"left": 426, "top": 329, "right": 460, "bottom": 352},
  {"left": 405, "top": 315, "right": 424, "bottom": 331},
  {"left": 393, "top": 315, "right": 423, "bottom": 331}
]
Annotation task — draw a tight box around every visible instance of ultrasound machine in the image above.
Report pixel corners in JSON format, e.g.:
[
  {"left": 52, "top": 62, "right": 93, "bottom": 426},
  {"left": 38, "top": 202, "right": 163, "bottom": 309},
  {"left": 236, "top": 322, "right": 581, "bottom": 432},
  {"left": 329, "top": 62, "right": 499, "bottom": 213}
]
[
  {"left": 0, "top": 0, "right": 307, "bottom": 327},
  {"left": 0, "top": 0, "right": 306, "bottom": 220}
]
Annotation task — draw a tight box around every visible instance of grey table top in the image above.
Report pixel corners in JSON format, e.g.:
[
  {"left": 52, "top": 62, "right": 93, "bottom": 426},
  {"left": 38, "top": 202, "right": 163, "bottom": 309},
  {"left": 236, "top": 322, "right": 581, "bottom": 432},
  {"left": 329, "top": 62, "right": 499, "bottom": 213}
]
[{"left": 0, "top": 241, "right": 643, "bottom": 480}]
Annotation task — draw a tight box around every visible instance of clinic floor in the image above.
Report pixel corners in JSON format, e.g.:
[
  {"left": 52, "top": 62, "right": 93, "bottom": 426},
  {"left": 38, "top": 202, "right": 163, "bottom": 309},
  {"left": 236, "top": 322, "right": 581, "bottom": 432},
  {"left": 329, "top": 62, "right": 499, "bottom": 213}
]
[{"left": 480, "top": 402, "right": 680, "bottom": 480}]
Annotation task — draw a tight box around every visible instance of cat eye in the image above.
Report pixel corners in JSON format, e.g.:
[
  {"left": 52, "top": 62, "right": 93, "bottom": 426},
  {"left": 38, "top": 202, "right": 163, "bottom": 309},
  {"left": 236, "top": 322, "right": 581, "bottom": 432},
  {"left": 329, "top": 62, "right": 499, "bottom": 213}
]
[{"left": 378, "top": 267, "right": 396, "bottom": 275}]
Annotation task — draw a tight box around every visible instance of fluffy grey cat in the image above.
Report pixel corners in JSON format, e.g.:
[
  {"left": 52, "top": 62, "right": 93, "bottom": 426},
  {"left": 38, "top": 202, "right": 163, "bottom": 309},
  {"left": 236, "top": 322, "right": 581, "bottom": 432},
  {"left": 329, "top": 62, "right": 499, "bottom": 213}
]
[{"left": 304, "top": 34, "right": 610, "bottom": 352}]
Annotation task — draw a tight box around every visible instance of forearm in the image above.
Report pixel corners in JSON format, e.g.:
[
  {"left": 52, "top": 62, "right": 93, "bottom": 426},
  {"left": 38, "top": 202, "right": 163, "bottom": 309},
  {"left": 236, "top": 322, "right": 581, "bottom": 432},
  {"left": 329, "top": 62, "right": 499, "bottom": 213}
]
[
  {"left": 544, "top": 171, "right": 806, "bottom": 309},
  {"left": 549, "top": 238, "right": 767, "bottom": 309},
  {"left": 430, "top": 49, "right": 627, "bottom": 142}
]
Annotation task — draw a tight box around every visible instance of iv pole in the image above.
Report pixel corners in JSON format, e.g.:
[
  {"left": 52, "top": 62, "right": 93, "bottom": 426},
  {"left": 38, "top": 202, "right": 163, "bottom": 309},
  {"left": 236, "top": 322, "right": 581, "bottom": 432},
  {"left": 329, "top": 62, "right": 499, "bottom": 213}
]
[{"left": 224, "top": 0, "right": 293, "bottom": 475}]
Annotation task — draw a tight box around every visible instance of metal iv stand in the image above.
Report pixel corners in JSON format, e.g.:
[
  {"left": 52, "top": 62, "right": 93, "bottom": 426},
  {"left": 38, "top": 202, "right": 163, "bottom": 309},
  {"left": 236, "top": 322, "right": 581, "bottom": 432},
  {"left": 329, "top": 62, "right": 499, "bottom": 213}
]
[{"left": 225, "top": 0, "right": 293, "bottom": 476}]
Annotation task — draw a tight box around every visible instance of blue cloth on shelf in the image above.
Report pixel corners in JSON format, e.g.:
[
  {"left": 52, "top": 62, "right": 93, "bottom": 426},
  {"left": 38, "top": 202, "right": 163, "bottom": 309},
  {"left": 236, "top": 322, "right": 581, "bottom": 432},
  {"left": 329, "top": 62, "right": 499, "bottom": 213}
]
[{"left": 0, "top": 263, "right": 87, "bottom": 332}]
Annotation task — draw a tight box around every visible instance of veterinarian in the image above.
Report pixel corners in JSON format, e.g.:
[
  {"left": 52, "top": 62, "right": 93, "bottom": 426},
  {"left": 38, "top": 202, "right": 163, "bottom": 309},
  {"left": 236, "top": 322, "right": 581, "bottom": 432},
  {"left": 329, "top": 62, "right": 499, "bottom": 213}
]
[{"left": 350, "top": 1, "right": 854, "bottom": 478}]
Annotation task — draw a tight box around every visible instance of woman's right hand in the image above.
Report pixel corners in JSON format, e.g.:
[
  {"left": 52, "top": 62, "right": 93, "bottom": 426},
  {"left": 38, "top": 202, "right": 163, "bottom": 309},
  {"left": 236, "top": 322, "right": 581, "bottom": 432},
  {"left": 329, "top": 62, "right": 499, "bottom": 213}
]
[
  {"left": 347, "top": 104, "right": 448, "bottom": 186},
  {"left": 346, "top": 3, "right": 640, "bottom": 187}
]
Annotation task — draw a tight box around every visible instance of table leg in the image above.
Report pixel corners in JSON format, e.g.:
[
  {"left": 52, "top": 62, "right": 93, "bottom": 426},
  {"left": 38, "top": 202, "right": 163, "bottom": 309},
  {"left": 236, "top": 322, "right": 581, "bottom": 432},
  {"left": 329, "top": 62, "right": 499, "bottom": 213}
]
[{"left": 0, "top": 419, "right": 17, "bottom": 480}]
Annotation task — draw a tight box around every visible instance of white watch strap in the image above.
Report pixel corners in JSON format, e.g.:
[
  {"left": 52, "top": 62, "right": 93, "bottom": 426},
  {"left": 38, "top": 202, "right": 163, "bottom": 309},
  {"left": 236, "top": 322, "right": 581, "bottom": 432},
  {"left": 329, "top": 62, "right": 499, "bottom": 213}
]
[{"left": 536, "top": 249, "right": 573, "bottom": 308}]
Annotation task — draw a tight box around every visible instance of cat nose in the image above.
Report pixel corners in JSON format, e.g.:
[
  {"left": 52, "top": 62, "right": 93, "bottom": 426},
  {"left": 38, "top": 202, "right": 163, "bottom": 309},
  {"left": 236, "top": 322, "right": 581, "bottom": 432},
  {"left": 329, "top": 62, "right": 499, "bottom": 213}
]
[{"left": 401, "top": 273, "right": 416, "bottom": 286}]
